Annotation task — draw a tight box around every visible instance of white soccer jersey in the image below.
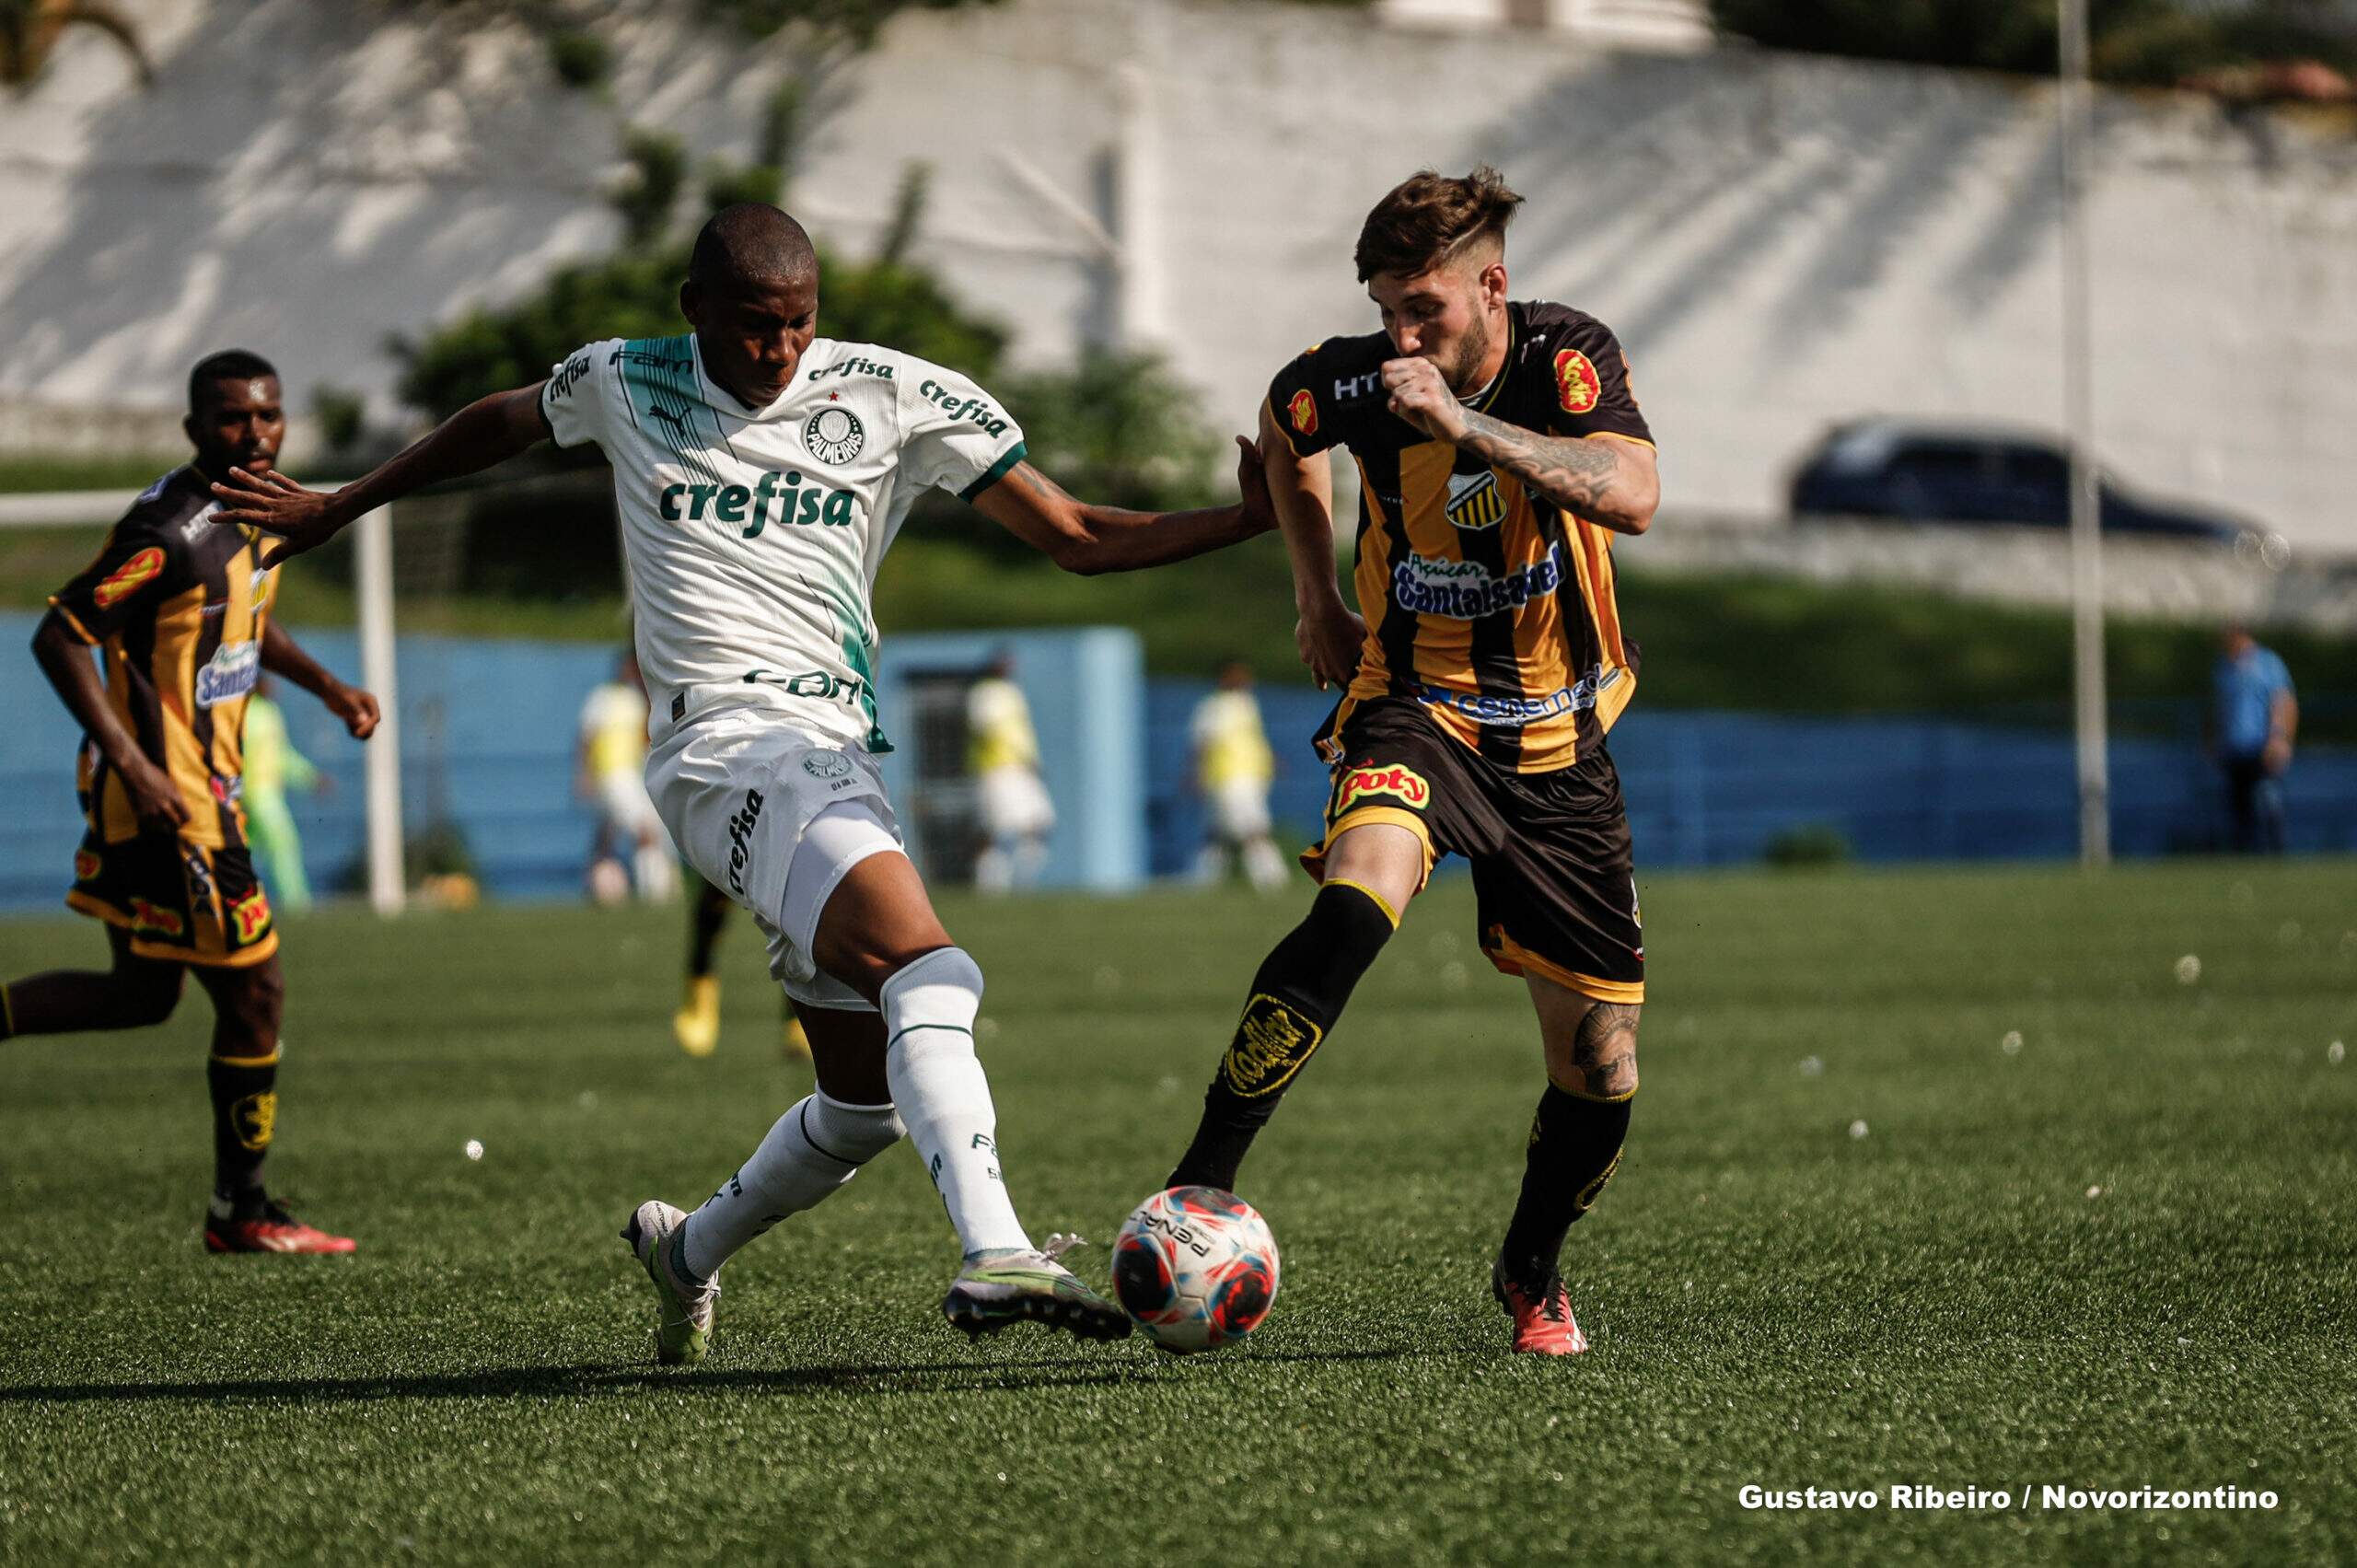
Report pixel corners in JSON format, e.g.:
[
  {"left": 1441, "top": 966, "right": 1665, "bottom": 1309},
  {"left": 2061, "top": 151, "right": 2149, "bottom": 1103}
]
[{"left": 540, "top": 333, "right": 1027, "bottom": 751}]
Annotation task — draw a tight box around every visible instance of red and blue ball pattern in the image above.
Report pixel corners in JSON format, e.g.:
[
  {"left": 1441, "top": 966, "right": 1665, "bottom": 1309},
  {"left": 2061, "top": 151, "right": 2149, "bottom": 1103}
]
[{"left": 1112, "top": 1186, "right": 1280, "bottom": 1354}]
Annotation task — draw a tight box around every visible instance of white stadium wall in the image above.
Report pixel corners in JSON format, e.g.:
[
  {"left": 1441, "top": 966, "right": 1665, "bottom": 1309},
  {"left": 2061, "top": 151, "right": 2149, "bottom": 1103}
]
[{"left": 1, "top": 0, "right": 2354, "bottom": 551}]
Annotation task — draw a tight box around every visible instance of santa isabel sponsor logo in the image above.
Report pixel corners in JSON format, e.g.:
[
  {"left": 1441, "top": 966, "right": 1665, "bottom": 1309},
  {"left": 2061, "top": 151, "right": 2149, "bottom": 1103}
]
[{"left": 1392, "top": 544, "right": 1562, "bottom": 619}]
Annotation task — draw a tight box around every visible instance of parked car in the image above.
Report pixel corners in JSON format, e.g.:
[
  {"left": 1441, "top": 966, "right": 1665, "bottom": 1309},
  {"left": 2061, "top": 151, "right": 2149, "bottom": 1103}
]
[{"left": 1789, "top": 421, "right": 2256, "bottom": 544}]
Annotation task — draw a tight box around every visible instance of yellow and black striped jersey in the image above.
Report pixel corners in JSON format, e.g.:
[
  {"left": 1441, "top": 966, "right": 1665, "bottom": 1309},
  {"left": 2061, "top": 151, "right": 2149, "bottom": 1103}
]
[
  {"left": 48, "top": 466, "right": 274, "bottom": 847},
  {"left": 1270, "top": 300, "right": 1653, "bottom": 773}
]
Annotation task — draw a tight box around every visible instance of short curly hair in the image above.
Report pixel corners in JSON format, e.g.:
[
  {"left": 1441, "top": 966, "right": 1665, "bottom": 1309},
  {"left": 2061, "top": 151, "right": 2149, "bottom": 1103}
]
[{"left": 1353, "top": 166, "right": 1524, "bottom": 284}]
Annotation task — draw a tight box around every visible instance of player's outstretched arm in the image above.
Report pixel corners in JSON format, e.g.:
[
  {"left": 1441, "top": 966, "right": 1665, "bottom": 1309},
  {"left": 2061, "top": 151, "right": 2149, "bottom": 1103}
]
[
  {"left": 1380, "top": 356, "right": 1659, "bottom": 535},
  {"left": 210, "top": 385, "right": 552, "bottom": 567},
  {"left": 1258, "top": 398, "right": 1363, "bottom": 691},
  {"left": 261, "top": 619, "right": 379, "bottom": 739},
  {"left": 968, "top": 436, "right": 1276, "bottom": 577}
]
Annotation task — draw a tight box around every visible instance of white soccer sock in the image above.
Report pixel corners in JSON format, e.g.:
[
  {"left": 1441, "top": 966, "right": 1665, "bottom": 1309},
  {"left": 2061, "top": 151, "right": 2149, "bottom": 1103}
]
[
  {"left": 882, "top": 947, "right": 1032, "bottom": 1258},
  {"left": 680, "top": 1092, "right": 903, "bottom": 1281},
  {"left": 633, "top": 842, "right": 679, "bottom": 903}
]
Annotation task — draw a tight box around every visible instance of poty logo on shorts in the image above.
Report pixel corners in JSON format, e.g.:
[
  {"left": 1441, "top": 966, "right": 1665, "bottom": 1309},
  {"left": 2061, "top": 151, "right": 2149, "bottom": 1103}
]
[
  {"left": 1337, "top": 763, "right": 1430, "bottom": 812},
  {"left": 194, "top": 641, "right": 260, "bottom": 708},
  {"left": 228, "top": 889, "right": 271, "bottom": 946},
  {"left": 726, "top": 788, "right": 765, "bottom": 896},
  {"left": 131, "top": 898, "right": 186, "bottom": 938}
]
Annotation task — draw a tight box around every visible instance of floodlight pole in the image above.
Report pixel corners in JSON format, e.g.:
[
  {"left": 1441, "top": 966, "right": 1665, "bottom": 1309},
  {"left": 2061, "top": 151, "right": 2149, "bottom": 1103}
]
[
  {"left": 2059, "top": 0, "right": 2111, "bottom": 866},
  {"left": 355, "top": 505, "right": 406, "bottom": 914}
]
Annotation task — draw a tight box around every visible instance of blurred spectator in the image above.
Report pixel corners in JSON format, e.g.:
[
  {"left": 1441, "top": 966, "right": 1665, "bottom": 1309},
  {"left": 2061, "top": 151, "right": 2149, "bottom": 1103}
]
[
  {"left": 1190, "top": 659, "right": 1286, "bottom": 891},
  {"left": 242, "top": 676, "right": 324, "bottom": 912},
  {"left": 577, "top": 650, "right": 677, "bottom": 902},
  {"left": 968, "top": 652, "right": 1054, "bottom": 894},
  {"left": 2210, "top": 625, "right": 2297, "bottom": 854}
]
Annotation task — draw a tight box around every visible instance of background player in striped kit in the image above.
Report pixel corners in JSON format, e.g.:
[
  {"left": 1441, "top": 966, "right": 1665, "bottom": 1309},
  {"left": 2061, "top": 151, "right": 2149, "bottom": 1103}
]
[{"left": 0, "top": 351, "right": 379, "bottom": 1254}]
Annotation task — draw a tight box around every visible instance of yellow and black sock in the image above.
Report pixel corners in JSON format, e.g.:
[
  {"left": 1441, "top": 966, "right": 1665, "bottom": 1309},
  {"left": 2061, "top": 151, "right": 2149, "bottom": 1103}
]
[
  {"left": 1498, "top": 1083, "right": 1632, "bottom": 1291},
  {"left": 208, "top": 1048, "right": 280, "bottom": 1207},
  {"left": 1167, "top": 879, "right": 1399, "bottom": 1191}
]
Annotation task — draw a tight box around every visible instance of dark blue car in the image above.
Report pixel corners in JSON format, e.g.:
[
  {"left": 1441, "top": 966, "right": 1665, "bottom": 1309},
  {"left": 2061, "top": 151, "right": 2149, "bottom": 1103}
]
[{"left": 1789, "top": 421, "right": 2255, "bottom": 544}]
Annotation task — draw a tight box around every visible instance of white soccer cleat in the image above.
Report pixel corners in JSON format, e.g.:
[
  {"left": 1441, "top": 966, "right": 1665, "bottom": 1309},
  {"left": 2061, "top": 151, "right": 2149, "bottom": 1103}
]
[{"left": 620, "top": 1199, "right": 720, "bottom": 1365}]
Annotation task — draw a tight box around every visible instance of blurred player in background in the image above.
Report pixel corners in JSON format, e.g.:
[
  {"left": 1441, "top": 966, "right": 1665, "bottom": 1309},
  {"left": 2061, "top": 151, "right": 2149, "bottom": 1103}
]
[
  {"left": 1165, "top": 168, "right": 1661, "bottom": 1355},
  {"left": 967, "top": 651, "right": 1054, "bottom": 893},
  {"left": 213, "top": 203, "right": 1274, "bottom": 1358},
  {"left": 2211, "top": 624, "right": 2297, "bottom": 854},
  {"left": 1190, "top": 658, "right": 1286, "bottom": 890},
  {"left": 0, "top": 351, "right": 378, "bottom": 1254},
  {"left": 241, "top": 674, "right": 324, "bottom": 913},
  {"left": 577, "top": 649, "right": 678, "bottom": 903},
  {"left": 674, "top": 869, "right": 811, "bottom": 1060}
]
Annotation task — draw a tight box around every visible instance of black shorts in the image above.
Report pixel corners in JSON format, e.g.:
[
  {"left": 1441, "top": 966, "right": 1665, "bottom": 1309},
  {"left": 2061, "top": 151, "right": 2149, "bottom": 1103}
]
[
  {"left": 1303, "top": 698, "right": 1643, "bottom": 1005},
  {"left": 66, "top": 828, "right": 279, "bottom": 970}
]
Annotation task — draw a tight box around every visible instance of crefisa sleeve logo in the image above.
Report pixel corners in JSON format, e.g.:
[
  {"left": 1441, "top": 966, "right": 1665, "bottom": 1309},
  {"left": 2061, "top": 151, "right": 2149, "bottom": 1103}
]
[
  {"left": 1553, "top": 348, "right": 1601, "bottom": 415},
  {"left": 1287, "top": 389, "right": 1319, "bottom": 437}
]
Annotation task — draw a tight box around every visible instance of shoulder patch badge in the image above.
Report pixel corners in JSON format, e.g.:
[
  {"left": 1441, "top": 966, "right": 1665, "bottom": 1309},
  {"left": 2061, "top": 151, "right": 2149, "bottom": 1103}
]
[
  {"left": 93, "top": 547, "right": 166, "bottom": 610},
  {"left": 1553, "top": 349, "right": 1601, "bottom": 415},
  {"left": 1287, "top": 389, "right": 1319, "bottom": 437}
]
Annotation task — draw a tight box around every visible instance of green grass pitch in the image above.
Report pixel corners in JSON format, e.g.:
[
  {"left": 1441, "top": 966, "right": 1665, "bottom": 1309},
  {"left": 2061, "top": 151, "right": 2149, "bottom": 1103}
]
[{"left": 2, "top": 860, "right": 2352, "bottom": 1563}]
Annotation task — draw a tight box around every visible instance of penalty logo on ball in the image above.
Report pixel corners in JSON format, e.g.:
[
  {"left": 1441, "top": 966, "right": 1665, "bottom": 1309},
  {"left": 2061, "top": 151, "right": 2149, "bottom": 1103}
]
[{"left": 1111, "top": 1186, "right": 1280, "bottom": 1354}]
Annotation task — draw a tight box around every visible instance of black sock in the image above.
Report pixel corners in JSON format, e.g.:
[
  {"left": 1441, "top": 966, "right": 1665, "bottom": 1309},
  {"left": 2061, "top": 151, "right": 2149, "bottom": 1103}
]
[
  {"left": 1168, "top": 879, "right": 1398, "bottom": 1191},
  {"left": 1499, "top": 1086, "right": 1632, "bottom": 1289},
  {"left": 688, "top": 878, "right": 729, "bottom": 978},
  {"left": 208, "top": 1050, "right": 279, "bottom": 1206}
]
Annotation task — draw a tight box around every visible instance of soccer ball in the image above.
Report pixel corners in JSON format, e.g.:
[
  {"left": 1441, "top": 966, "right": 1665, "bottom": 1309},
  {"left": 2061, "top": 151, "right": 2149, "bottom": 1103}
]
[{"left": 1111, "top": 1186, "right": 1280, "bottom": 1354}]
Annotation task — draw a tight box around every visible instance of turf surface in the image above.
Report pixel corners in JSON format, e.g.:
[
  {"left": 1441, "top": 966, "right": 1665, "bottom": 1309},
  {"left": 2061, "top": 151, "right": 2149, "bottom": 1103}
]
[{"left": 2, "top": 861, "right": 2352, "bottom": 1563}]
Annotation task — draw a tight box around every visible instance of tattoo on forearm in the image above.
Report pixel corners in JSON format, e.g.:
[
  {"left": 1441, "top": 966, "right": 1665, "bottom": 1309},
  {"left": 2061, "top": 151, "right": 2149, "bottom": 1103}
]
[{"left": 1456, "top": 411, "right": 1631, "bottom": 528}]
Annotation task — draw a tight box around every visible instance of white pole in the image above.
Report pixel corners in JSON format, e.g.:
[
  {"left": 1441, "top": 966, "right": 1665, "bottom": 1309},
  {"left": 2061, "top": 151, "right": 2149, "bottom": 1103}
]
[
  {"left": 354, "top": 505, "right": 406, "bottom": 914},
  {"left": 2059, "top": 0, "right": 2110, "bottom": 867}
]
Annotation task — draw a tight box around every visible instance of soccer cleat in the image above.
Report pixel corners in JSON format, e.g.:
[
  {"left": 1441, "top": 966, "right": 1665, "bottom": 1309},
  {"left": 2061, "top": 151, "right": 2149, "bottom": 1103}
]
[
  {"left": 203, "top": 1197, "right": 357, "bottom": 1255},
  {"left": 673, "top": 976, "right": 721, "bottom": 1058},
  {"left": 621, "top": 1199, "right": 719, "bottom": 1365},
  {"left": 1492, "top": 1260, "right": 1590, "bottom": 1356},
  {"left": 942, "top": 1237, "right": 1133, "bottom": 1343},
  {"left": 781, "top": 1015, "right": 811, "bottom": 1061}
]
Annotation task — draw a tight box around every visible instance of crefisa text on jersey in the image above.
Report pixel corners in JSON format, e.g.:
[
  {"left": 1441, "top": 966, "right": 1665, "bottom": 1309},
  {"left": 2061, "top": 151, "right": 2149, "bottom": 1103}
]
[{"left": 915, "top": 379, "right": 1011, "bottom": 437}]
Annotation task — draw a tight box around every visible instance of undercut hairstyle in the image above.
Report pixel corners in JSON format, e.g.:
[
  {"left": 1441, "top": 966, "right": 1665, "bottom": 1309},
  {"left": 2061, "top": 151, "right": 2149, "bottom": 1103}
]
[
  {"left": 1353, "top": 166, "right": 1525, "bottom": 284},
  {"left": 689, "top": 203, "right": 819, "bottom": 292},
  {"left": 187, "top": 350, "right": 277, "bottom": 413}
]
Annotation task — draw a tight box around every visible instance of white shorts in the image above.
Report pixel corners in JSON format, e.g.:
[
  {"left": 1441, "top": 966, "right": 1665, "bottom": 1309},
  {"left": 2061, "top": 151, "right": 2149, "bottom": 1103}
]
[
  {"left": 977, "top": 763, "right": 1055, "bottom": 841},
  {"left": 596, "top": 771, "right": 665, "bottom": 842},
  {"left": 646, "top": 703, "right": 903, "bottom": 1012},
  {"left": 1208, "top": 778, "right": 1272, "bottom": 842}
]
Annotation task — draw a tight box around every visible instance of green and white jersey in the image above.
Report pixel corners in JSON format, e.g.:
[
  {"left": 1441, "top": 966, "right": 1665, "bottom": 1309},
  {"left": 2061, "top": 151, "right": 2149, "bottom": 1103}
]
[{"left": 540, "top": 333, "right": 1027, "bottom": 751}]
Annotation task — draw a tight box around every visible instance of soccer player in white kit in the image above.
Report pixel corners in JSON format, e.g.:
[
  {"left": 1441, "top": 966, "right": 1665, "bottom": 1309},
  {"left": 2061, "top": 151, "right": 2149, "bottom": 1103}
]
[{"left": 211, "top": 204, "right": 1275, "bottom": 1360}]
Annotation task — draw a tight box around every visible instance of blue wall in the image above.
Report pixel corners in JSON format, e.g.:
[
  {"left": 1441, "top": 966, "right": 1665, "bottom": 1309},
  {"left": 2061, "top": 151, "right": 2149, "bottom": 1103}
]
[
  {"left": 5, "top": 610, "right": 2351, "bottom": 913},
  {"left": 1144, "top": 684, "right": 2357, "bottom": 874},
  {"left": 0, "top": 613, "right": 1143, "bottom": 908}
]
